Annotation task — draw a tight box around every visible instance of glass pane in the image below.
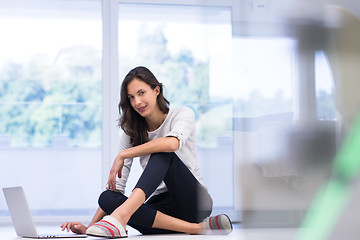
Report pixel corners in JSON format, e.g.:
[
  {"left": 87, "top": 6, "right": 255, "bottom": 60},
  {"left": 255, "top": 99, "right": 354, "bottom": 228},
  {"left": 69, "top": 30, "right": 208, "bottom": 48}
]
[
  {"left": 118, "top": 4, "right": 233, "bottom": 209},
  {"left": 233, "top": 38, "right": 295, "bottom": 118},
  {"left": 233, "top": 37, "right": 296, "bottom": 185},
  {"left": 0, "top": 0, "right": 102, "bottom": 218},
  {"left": 233, "top": 37, "right": 296, "bottom": 183},
  {"left": 315, "top": 50, "right": 337, "bottom": 121},
  {"left": 233, "top": 37, "right": 298, "bottom": 218},
  {"left": 233, "top": 38, "right": 336, "bottom": 226}
]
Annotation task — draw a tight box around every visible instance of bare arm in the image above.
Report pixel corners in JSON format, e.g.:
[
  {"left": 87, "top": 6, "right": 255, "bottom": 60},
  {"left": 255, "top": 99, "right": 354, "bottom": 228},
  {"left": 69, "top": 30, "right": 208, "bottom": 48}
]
[
  {"left": 60, "top": 207, "right": 106, "bottom": 234},
  {"left": 88, "top": 207, "right": 107, "bottom": 228},
  {"left": 107, "top": 137, "right": 179, "bottom": 191}
]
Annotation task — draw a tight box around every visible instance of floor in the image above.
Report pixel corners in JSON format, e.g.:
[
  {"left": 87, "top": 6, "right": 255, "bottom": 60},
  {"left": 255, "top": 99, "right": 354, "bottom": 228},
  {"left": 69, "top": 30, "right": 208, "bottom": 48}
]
[{"left": 0, "top": 224, "right": 300, "bottom": 240}]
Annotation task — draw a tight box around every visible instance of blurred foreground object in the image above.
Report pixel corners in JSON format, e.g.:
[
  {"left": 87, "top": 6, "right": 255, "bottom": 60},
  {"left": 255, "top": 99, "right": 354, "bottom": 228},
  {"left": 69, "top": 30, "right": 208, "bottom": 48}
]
[
  {"left": 236, "top": 2, "right": 360, "bottom": 235},
  {"left": 296, "top": 114, "right": 360, "bottom": 240},
  {"left": 296, "top": 5, "right": 360, "bottom": 240}
]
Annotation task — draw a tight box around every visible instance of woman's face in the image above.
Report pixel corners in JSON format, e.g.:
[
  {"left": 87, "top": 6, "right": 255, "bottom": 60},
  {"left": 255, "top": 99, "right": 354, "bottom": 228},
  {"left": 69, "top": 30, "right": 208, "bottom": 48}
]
[{"left": 127, "top": 78, "right": 160, "bottom": 118}]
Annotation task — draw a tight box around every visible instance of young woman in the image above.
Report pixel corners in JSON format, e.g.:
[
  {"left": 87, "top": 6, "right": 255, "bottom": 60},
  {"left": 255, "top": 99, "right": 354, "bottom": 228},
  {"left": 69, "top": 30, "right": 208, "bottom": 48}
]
[{"left": 61, "top": 66, "right": 232, "bottom": 238}]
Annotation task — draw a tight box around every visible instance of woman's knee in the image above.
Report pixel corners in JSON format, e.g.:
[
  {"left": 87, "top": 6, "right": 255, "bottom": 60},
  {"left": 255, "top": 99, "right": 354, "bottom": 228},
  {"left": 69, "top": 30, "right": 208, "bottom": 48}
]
[
  {"left": 150, "top": 152, "right": 172, "bottom": 161},
  {"left": 98, "top": 190, "right": 127, "bottom": 215},
  {"left": 148, "top": 152, "right": 177, "bottom": 167}
]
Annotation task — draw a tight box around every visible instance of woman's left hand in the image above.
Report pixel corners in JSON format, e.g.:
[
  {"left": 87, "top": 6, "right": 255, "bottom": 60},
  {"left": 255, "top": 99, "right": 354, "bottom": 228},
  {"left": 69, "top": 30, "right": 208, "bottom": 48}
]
[
  {"left": 107, "top": 156, "right": 124, "bottom": 191},
  {"left": 60, "top": 222, "right": 87, "bottom": 234}
]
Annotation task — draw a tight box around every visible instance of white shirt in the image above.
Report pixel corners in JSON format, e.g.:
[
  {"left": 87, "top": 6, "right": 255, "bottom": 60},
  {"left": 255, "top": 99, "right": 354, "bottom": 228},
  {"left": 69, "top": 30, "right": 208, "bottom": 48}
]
[{"left": 115, "top": 106, "right": 206, "bottom": 196}]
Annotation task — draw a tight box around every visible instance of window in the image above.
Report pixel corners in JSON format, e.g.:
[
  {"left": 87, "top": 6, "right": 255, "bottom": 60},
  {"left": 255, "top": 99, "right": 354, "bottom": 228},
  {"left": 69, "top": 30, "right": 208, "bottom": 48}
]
[
  {"left": 315, "top": 50, "right": 336, "bottom": 121},
  {"left": 233, "top": 38, "right": 295, "bottom": 117},
  {"left": 232, "top": 35, "right": 339, "bottom": 225},
  {"left": 0, "top": 0, "right": 102, "bottom": 219},
  {"left": 0, "top": 0, "right": 239, "bottom": 223}
]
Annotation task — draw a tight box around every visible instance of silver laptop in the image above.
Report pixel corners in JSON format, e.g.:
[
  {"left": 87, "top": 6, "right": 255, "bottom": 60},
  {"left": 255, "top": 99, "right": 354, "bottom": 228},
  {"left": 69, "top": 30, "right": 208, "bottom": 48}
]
[{"left": 3, "top": 186, "right": 87, "bottom": 238}]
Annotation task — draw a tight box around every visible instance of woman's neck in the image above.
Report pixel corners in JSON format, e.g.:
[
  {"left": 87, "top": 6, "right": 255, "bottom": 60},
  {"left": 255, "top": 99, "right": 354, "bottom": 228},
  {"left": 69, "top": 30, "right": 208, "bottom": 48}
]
[{"left": 146, "top": 109, "right": 168, "bottom": 132}]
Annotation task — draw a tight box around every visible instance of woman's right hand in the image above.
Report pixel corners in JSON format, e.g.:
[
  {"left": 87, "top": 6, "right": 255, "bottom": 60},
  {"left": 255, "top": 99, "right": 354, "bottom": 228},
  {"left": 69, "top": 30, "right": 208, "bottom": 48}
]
[
  {"left": 60, "top": 222, "right": 87, "bottom": 234},
  {"left": 107, "top": 155, "right": 124, "bottom": 191}
]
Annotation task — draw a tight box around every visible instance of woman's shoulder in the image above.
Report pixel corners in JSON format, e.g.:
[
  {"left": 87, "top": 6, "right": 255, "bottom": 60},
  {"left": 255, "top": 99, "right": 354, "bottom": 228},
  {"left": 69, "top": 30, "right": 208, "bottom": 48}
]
[
  {"left": 171, "top": 106, "right": 195, "bottom": 117},
  {"left": 169, "top": 106, "right": 195, "bottom": 121}
]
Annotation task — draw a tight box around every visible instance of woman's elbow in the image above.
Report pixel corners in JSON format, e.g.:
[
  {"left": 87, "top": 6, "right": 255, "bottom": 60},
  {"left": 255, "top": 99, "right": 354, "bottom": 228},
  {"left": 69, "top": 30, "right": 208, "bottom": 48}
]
[{"left": 166, "top": 137, "right": 179, "bottom": 152}]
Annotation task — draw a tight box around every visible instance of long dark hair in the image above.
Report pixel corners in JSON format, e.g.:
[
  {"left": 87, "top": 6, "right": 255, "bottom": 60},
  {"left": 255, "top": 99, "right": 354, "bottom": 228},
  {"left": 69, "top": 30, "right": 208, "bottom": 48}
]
[{"left": 118, "top": 66, "right": 170, "bottom": 146}]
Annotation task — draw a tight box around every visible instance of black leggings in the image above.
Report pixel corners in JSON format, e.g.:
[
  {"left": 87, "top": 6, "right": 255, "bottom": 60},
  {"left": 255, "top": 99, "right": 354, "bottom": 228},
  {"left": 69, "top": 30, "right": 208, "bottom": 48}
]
[{"left": 98, "top": 152, "right": 213, "bottom": 235}]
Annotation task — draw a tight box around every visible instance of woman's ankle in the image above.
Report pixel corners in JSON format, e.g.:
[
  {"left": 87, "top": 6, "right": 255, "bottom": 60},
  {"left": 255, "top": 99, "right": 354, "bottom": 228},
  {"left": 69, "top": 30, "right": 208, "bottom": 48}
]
[
  {"left": 190, "top": 222, "right": 204, "bottom": 235},
  {"left": 108, "top": 188, "right": 145, "bottom": 229},
  {"left": 110, "top": 211, "right": 130, "bottom": 229}
]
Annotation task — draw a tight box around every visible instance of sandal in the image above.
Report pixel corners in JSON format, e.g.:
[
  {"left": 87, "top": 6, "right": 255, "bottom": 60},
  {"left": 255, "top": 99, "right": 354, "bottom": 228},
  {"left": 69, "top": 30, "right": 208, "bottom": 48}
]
[
  {"left": 86, "top": 215, "right": 128, "bottom": 238},
  {"left": 203, "top": 214, "right": 233, "bottom": 235}
]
